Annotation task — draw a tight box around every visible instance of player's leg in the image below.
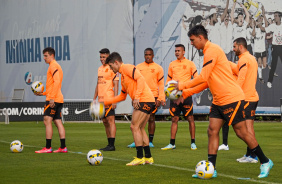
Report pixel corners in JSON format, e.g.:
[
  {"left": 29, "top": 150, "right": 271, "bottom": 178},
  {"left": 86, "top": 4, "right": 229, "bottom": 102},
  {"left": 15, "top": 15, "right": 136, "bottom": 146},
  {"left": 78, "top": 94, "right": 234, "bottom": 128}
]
[
  {"left": 148, "top": 113, "right": 155, "bottom": 147},
  {"left": 257, "top": 56, "right": 264, "bottom": 83},
  {"left": 100, "top": 106, "right": 116, "bottom": 151},
  {"left": 184, "top": 97, "right": 196, "bottom": 150},
  {"left": 53, "top": 103, "right": 67, "bottom": 153},
  {"left": 267, "top": 46, "right": 279, "bottom": 88},
  {"left": 218, "top": 122, "right": 229, "bottom": 151}
]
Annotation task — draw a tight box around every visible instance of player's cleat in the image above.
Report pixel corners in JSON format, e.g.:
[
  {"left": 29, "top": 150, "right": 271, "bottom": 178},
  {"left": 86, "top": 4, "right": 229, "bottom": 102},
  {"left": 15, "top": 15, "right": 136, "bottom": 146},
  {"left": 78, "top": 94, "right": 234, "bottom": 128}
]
[
  {"left": 191, "top": 143, "right": 197, "bottom": 150},
  {"left": 259, "top": 78, "right": 265, "bottom": 84},
  {"left": 161, "top": 144, "right": 176, "bottom": 150},
  {"left": 192, "top": 170, "right": 217, "bottom": 178},
  {"left": 239, "top": 156, "right": 258, "bottom": 163},
  {"left": 100, "top": 145, "right": 115, "bottom": 151},
  {"left": 218, "top": 144, "right": 229, "bottom": 151},
  {"left": 126, "top": 157, "right": 145, "bottom": 166},
  {"left": 149, "top": 142, "right": 154, "bottom": 148},
  {"left": 35, "top": 147, "right": 52, "bottom": 153},
  {"left": 144, "top": 157, "right": 154, "bottom": 164},
  {"left": 258, "top": 159, "right": 273, "bottom": 178},
  {"left": 53, "top": 147, "right": 68, "bottom": 153},
  {"left": 267, "top": 82, "right": 272, "bottom": 88},
  {"left": 127, "top": 142, "right": 136, "bottom": 148},
  {"left": 236, "top": 155, "right": 247, "bottom": 162},
  {"left": 274, "top": 73, "right": 278, "bottom": 77}
]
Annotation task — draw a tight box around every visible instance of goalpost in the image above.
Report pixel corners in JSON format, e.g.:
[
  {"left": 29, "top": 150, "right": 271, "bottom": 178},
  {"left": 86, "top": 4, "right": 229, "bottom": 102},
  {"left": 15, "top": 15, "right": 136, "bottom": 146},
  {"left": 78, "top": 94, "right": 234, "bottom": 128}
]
[{"left": 0, "top": 109, "right": 9, "bottom": 124}]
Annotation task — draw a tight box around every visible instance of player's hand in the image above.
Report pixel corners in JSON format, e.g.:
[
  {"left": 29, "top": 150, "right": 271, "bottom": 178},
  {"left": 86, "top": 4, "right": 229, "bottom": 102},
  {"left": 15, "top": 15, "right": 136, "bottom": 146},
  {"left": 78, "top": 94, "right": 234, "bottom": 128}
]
[
  {"left": 34, "top": 92, "right": 43, "bottom": 96},
  {"left": 174, "top": 96, "right": 184, "bottom": 105},
  {"left": 112, "top": 103, "right": 117, "bottom": 110},
  {"left": 50, "top": 99, "right": 55, "bottom": 108},
  {"left": 155, "top": 100, "right": 161, "bottom": 108},
  {"left": 133, "top": 99, "right": 140, "bottom": 109},
  {"left": 170, "top": 81, "right": 179, "bottom": 91},
  {"left": 161, "top": 100, "right": 166, "bottom": 106}
]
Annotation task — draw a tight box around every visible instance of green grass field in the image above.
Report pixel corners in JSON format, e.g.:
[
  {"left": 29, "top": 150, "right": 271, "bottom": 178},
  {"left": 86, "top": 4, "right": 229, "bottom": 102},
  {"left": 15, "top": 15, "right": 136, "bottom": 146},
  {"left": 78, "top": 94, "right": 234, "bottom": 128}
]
[{"left": 0, "top": 121, "right": 281, "bottom": 184}]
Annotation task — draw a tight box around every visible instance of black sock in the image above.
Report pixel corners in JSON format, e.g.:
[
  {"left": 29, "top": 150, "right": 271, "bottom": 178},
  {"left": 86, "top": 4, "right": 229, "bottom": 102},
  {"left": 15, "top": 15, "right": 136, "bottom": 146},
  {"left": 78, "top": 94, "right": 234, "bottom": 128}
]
[
  {"left": 108, "top": 138, "right": 115, "bottom": 146},
  {"left": 143, "top": 146, "right": 152, "bottom": 158},
  {"left": 60, "top": 139, "right": 66, "bottom": 148},
  {"left": 222, "top": 124, "right": 229, "bottom": 145},
  {"left": 149, "top": 134, "right": 154, "bottom": 143},
  {"left": 170, "top": 139, "right": 175, "bottom": 145},
  {"left": 246, "top": 147, "right": 251, "bottom": 157},
  {"left": 251, "top": 145, "right": 269, "bottom": 164},
  {"left": 46, "top": 139, "right": 51, "bottom": 149},
  {"left": 136, "top": 146, "right": 143, "bottom": 158},
  {"left": 208, "top": 154, "right": 217, "bottom": 169},
  {"left": 191, "top": 139, "right": 195, "bottom": 144}
]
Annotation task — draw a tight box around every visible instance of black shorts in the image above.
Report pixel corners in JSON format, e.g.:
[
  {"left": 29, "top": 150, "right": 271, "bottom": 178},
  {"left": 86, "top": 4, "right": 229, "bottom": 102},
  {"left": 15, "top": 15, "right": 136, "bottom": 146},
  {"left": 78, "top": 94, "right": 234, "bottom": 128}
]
[
  {"left": 169, "top": 96, "right": 193, "bottom": 117},
  {"left": 136, "top": 102, "right": 155, "bottom": 114},
  {"left": 255, "top": 51, "right": 266, "bottom": 59},
  {"left": 244, "top": 101, "right": 258, "bottom": 120},
  {"left": 103, "top": 105, "right": 115, "bottom": 118},
  {"left": 43, "top": 101, "right": 63, "bottom": 120},
  {"left": 209, "top": 100, "right": 245, "bottom": 126},
  {"left": 151, "top": 97, "right": 158, "bottom": 114}
]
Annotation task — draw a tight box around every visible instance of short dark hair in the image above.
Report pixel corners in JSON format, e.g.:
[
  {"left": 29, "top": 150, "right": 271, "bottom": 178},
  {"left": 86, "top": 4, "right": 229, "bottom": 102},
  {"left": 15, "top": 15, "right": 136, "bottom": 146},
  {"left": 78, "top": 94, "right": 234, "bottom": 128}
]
[
  {"left": 99, "top": 48, "right": 110, "bottom": 54},
  {"left": 43, "top": 47, "right": 55, "bottom": 56},
  {"left": 105, "top": 52, "right": 123, "bottom": 64},
  {"left": 233, "top": 37, "right": 247, "bottom": 49},
  {"left": 144, "top": 48, "right": 154, "bottom": 54},
  {"left": 175, "top": 44, "right": 185, "bottom": 51},
  {"left": 274, "top": 11, "right": 282, "bottom": 18},
  {"left": 188, "top": 25, "right": 208, "bottom": 39}
]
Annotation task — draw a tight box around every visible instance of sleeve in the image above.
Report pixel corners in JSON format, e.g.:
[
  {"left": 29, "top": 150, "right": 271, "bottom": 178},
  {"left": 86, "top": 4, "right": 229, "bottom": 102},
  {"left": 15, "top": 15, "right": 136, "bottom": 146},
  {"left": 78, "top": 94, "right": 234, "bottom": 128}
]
[
  {"left": 104, "top": 85, "right": 127, "bottom": 105},
  {"left": 165, "top": 63, "right": 173, "bottom": 85},
  {"left": 157, "top": 66, "right": 165, "bottom": 101},
  {"left": 236, "top": 59, "right": 248, "bottom": 88},
  {"left": 113, "top": 72, "right": 119, "bottom": 81},
  {"left": 265, "top": 24, "right": 274, "bottom": 33},
  {"left": 191, "top": 62, "right": 198, "bottom": 78},
  {"left": 182, "top": 82, "right": 209, "bottom": 99},
  {"left": 229, "top": 61, "right": 239, "bottom": 76},
  {"left": 179, "top": 50, "right": 216, "bottom": 90},
  {"left": 49, "top": 65, "right": 61, "bottom": 99}
]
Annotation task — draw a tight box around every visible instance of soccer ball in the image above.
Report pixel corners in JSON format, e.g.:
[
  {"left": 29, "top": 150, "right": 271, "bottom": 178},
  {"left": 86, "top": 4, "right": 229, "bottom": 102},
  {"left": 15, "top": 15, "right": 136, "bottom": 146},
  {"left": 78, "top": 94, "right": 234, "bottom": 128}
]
[
  {"left": 87, "top": 149, "right": 103, "bottom": 166},
  {"left": 31, "top": 81, "right": 44, "bottom": 93},
  {"left": 89, "top": 101, "right": 105, "bottom": 118},
  {"left": 195, "top": 160, "right": 214, "bottom": 179},
  {"left": 10, "top": 140, "right": 23, "bottom": 153},
  {"left": 164, "top": 80, "right": 182, "bottom": 100}
]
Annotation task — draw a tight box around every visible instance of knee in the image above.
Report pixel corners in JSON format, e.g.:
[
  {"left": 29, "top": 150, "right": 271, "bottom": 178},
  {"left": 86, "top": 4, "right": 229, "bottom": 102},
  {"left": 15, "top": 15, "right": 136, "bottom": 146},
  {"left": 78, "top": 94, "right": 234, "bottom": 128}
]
[
  {"left": 187, "top": 115, "right": 194, "bottom": 123},
  {"left": 207, "top": 127, "right": 217, "bottom": 137},
  {"left": 172, "top": 116, "right": 179, "bottom": 123},
  {"left": 130, "top": 124, "right": 138, "bottom": 132}
]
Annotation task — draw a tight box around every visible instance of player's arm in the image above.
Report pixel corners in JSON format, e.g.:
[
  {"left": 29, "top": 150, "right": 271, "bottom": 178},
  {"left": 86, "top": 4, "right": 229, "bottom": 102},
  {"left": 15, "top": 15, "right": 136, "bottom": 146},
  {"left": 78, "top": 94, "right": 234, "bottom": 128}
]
[
  {"left": 229, "top": 61, "right": 239, "bottom": 76},
  {"left": 157, "top": 66, "right": 166, "bottom": 106},
  {"left": 230, "top": 2, "right": 236, "bottom": 24},
  {"left": 221, "top": 0, "right": 229, "bottom": 22},
  {"left": 93, "top": 81, "right": 98, "bottom": 100},
  {"left": 104, "top": 85, "right": 127, "bottom": 106},
  {"left": 259, "top": 6, "right": 267, "bottom": 31},
  {"left": 112, "top": 73, "right": 119, "bottom": 109},
  {"left": 49, "top": 66, "right": 61, "bottom": 107},
  {"left": 165, "top": 63, "right": 173, "bottom": 85},
  {"left": 191, "top": 61, "right": 199, "bottom": 78},
  {"left": 236, "top": 60, "right": 248, "bottom": 87},
  {"left": 241, "top": 4, "right": 249, "bottom": 24}
]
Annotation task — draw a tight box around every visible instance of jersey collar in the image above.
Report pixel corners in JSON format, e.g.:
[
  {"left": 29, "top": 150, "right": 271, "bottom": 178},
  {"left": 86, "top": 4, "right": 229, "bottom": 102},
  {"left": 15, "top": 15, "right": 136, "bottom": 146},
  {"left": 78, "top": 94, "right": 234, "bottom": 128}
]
[
  {"left": 238, "top": 51, "right": 249, "bottom": 59},
  {"left": 203, "top": 41, "right": 211, "bottom": 54}
]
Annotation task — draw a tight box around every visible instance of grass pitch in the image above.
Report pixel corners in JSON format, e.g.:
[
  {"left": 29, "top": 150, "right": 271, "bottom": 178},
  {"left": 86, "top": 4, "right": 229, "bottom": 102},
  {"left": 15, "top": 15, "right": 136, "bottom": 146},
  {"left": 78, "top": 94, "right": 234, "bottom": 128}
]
[{"left": 0, "top": 121, "right": 281, "bottom": 184}]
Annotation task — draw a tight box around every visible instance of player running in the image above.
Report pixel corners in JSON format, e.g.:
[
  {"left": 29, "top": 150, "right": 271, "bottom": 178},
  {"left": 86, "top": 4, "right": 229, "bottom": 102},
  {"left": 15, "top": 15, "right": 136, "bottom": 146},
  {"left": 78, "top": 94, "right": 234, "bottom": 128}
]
[
  {"left": 104, "top": 52, "right": 155, "bottom": 166},
  {"left": 34, "top": 47, "right": 67, "bottom": 153}
]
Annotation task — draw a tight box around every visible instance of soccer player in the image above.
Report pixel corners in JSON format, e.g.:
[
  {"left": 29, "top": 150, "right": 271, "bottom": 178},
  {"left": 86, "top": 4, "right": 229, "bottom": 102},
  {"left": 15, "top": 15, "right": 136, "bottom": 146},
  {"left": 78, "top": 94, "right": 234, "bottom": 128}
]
[
  {"left": 93, "top": 48, "right": 119, "bottom": 151},
  {"left": 127, "top": 48, "right": 165, "bottom": 148},
  {"left": 161, "top": 44, "right": 198, "bottom": 151},
  {"left": 174, "top": 25, "right": 273, "bottom": 178},
  {"left": 230, "top": 37, "right": 259, "bottom": 163},
  {"left": 34, "top": 47, "right": 67, "bottom": 153},
  {"left": 104, "top": 52, "right": 155, "bottom": 166}
]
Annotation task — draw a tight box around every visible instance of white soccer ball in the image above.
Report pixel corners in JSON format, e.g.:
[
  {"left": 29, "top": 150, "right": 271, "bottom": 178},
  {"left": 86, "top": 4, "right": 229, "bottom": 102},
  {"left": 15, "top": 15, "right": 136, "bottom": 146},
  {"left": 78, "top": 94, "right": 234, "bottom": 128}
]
[
  {"left": 87, "top": 149, "right": 103, "bottom": 166},
  {"left": 31, "top": 81, "right": 44, "bottom": 93},
  {"left": 89, "top": 101, "right": 105, "bottom": 118},
  {"left": 10, "top": 140, "right": 23, "bottom": 153},
  {"left": 195, "top": 160, "right": 214, "bottom": 179},
  {"left": 164, "top": 80, "right": 182, "bottom": 100}
]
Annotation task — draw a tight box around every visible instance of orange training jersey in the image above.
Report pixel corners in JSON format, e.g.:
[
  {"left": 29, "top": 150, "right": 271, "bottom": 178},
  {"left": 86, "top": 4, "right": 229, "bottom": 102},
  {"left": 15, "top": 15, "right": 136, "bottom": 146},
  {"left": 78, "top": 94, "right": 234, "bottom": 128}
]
[
  {"left": 97, "top": 65, "right": 119, "bottom": 102},
  {"left": 230, "top": 51, "right": 259, "bottom": 102},
  {"left": 166, "top": 57, "right": 198, "bottom": 84},
  {"left": 42, "top": 60, "right": 64, "bottom": 103},
  {"left": 136, "top": 61, "right": 165, "bottom": 101},
  {"left": 179, "top": 41, "right": 244, "bottom": 106},
  {"left": 104, "top": 64, "right": 155, "bottom": 105}
]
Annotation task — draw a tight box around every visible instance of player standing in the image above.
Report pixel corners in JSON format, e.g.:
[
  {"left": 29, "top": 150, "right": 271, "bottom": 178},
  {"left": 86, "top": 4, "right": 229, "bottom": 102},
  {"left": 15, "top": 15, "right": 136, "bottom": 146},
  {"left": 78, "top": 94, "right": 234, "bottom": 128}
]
[
  {"left": 175, "top": 25, "right": 273, "bottom": 178},
  {"left": 104, "top": 52, "right": 155, "bottom": 166},
  {"left": 161, "top": 44, "right": 198, "bottom": 151},
  {"left": 127, "top": 48, "right": 165, "bottom": 148},
  {"left": 35, "top": 47, "right": 67, "bottom": 153},
  {"left": 93, "top": 48, "right": 119, "bottom": 151}
]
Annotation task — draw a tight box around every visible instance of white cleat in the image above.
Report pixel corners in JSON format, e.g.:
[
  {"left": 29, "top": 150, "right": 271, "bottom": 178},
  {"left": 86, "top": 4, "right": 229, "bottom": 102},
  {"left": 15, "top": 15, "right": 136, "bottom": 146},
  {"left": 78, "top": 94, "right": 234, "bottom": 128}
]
[{"left": 218, "top": 144, "right": 229, "bottom": 151}]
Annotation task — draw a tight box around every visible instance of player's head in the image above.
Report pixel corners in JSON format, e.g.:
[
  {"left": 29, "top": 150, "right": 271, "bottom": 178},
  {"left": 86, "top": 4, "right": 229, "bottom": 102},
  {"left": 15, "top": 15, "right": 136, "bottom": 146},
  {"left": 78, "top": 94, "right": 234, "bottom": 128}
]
[
  {"left": 99, "top": 48, "right": 110, "bottom": 65},
  {"left": 274, "top": 11, "right": 281, "bottom": 24},
  {"left": 105, "top": 52, "right": 123, "bottom": 73},
  {"left": 233, "top": 37, "right": 247, "bottom": 56},
  {"left": 144, "top": 48, "right": 154, "bottom": 63},
  {"left": 237, "top": 12, "right": 244, "bottom": 26},
  {"left": 43, "top": 47, "right": 55, "bottom": 64},
  {"left": 188, "top": 25, "right": 208, "bottom": 50},
  {"left": 175, "top": 44, "right": 185, "bottom": 60}
]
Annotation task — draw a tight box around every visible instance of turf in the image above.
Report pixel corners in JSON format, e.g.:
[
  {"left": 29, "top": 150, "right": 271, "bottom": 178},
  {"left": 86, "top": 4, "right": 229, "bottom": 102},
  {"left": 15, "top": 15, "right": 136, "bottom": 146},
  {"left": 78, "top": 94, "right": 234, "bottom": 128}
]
[{"left": 0, "top": 121, "right": 281, "bottom": 184}]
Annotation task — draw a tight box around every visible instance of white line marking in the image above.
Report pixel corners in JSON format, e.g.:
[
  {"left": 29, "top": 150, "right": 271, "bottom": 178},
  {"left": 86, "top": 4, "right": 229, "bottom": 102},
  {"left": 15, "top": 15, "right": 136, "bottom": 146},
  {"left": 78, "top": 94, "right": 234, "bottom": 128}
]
[{"left": 0, "top": 140, "right": 278, "bottom": 184}]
